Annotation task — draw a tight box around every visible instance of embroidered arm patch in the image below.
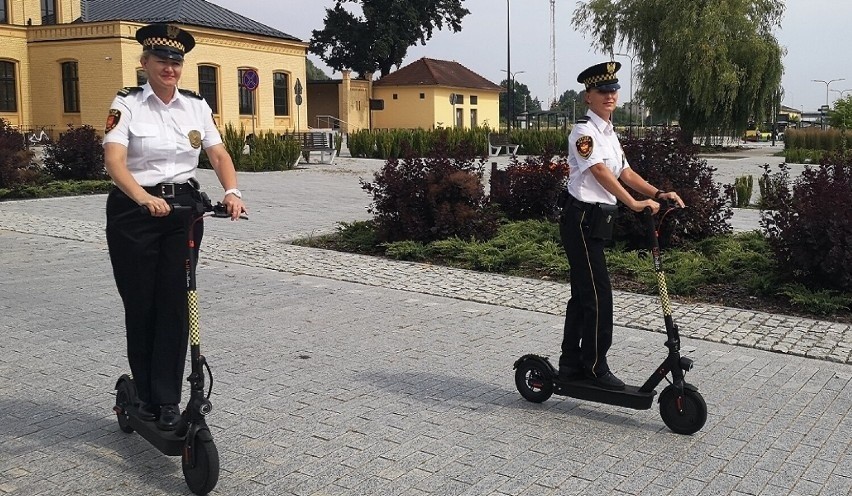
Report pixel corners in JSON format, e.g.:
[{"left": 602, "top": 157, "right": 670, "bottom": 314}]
[
  {"left": 105, "top": 109, "right": 121, "bottom": 134},
  {"left": 576, "top": 135, "right": 593, "bottom": 159}
]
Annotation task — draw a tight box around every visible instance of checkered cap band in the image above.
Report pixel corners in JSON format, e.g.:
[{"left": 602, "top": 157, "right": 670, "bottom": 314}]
[
  {"left": 584, "top": 73, "right": 617, "bottom": 87},
  {"left": 143, "top": 37, "right": 185, "bottom": 53}
]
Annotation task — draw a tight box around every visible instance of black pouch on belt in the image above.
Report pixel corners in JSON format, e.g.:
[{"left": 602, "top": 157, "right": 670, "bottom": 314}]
[{"left": 589, "top": 203, "right": 619, "bottom": 240}]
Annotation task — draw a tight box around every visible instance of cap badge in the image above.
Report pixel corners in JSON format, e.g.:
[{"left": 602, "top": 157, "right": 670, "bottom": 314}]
[
  {"left": 167, "top": 25, "right": 180, "bottom": 39},
  {"left": 607, "top": 62, "right": 616, "bottom": 75}
]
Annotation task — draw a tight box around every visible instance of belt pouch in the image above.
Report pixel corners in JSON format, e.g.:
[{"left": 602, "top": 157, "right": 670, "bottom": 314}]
[{"left": 589, "top": 203, "right": 619, "bottom": 240}]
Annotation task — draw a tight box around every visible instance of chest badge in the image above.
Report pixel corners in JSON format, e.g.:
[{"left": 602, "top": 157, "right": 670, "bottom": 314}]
[
  {"left": 188, "top": 130, "right": 202, "bottom": 149},
  {"left": 576, "top": 135, "right": 593, "bottom": 159}
]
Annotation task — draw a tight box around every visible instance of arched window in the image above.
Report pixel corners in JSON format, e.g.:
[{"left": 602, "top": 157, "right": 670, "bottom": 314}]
[
  {"left": 198, "top": 65, "right": 218, "bottom": 114},
  {"left": 61, "top": 61, "right": 80, "bottom": 113},
  {"left": 273, "top": 72, "right": 290, "bottom": 116},
  {"left": 0, "top": 61, "right": 17, "bottom": 112}
]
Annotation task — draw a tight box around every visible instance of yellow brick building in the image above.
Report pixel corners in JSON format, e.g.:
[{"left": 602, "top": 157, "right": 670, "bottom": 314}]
[{"left": 0, "top": 0, "right": 310, "bottom": 138}]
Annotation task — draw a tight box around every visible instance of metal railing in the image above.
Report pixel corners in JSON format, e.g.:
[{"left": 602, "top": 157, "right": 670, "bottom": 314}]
[{"left": 314, "top": 115, "right": 348, "bottom": 131}]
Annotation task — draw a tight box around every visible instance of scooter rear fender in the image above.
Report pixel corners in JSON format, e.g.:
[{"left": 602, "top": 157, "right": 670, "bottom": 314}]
[{"left": 513, "top": 354, "right": 558, "bottom": 378}]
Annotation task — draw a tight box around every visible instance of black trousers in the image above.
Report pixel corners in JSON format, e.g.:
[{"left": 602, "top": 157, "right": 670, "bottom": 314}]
[
  {"left": 558, "top": 201, "right": 614, "bottom": 377},
  {"left": 106, "top": 188, "right": 203, "bottom": 405}
]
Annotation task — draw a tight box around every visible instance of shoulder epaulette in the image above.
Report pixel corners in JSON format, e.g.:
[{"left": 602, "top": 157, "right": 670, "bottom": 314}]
[
  {"left": 179, "top": 88, "right": 204, "bottom": 100},
  {"left": 575, "top": 117, "right": 589, "bottom": 124},
  {"left": 117, "top": 86, "right": 142, "bottom": 97}
]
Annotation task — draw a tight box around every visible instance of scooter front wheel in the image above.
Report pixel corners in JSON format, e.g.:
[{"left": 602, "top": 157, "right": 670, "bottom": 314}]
[
  {"left": 514, "top": 360, "right": 554, "bottom": 403},
  {"left": 659, "top": 386, "right": 707, "bottom": 435},
  {"left": 114, "top": 380, "right": 135, "bottom": 434},
  {"left": 183, "top": 434, "right": 220, "bottom": 495}
]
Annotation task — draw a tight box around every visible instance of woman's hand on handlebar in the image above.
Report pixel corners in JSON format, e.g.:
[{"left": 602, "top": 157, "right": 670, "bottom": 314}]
[
  {"left": 141, "top": 195, "right": 172, "bottom": 217},
  {"left": 656, "top": 190, "right": 686, "bottom": 208},
  {"left": 221, "top": 194, "right": 247, "bottom": 221},
  {"left": 631, "top": 198, "right": 660, "bottom": 214}
]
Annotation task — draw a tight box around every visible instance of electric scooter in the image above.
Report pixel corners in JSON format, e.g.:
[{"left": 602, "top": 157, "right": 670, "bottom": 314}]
[
  {"left": 113, "top": 194, "right": 245, "bottom": 495},
  {"left": 513, "top": 204, "right": 707, "bottom": 435}
]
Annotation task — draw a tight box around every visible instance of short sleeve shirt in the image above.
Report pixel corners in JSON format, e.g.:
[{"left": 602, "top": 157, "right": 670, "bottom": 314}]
[
  {"left": 567, "top": 111, "right": 630, "bottom": 205},
  {"left": 102, "top": 83, "right": 222, "bottom": 187}
]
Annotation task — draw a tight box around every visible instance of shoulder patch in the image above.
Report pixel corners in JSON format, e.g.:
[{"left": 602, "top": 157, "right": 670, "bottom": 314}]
[
  {"left": 117, "top": 86, "right": 142, "bottom": 97},
  {"left": 576, "top": 135, "right": 593, "bottom": 159},
  {"left": 179, "top": 88, "right": 204, "bottom": 100}
]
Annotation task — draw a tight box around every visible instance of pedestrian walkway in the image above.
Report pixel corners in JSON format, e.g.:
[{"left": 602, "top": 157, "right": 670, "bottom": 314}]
[{"left": 1, "top": 155, "right": 850, "bottom": 495}]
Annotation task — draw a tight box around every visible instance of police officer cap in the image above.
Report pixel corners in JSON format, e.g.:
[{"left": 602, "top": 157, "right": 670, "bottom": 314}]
[
  {"left": 577, "top": 61, "right": 621, "bottom": 91},
  {"left": 135, "top": 23, "right": 195, "bottom": 61}
]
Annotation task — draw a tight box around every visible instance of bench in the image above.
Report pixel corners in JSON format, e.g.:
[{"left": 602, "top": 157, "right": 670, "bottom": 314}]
[
  {"left": 291, "top": 130, "right": 337, "bottom": 164},
  {"left": 489, "top": 133, "right": 519, "bottom": 156}
]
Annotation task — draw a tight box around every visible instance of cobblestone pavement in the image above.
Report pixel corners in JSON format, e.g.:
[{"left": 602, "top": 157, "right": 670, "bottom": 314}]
[{"left": 1, "top": 153, "right": 850, "bottom": 495}]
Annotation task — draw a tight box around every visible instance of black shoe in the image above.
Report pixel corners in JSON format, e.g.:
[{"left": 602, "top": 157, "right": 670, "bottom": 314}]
[
  {"left": 558, "top": 366, "right": 584, "bottom": 382},
  {"left": 586, "top": 371, "right": 626, "bottom": 390},
  {"left": 156, "top": 404, "right": 182, "bottom": 431},
  {"left": 136, "top": 402, "right": 158, "bottom": 422}
]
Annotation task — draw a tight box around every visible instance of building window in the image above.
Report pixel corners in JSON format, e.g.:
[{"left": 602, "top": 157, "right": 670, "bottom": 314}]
[
  {"left": 136, "top": 69, "right": 147, "bottom": 86},
  {"left": 470, "top": 95, "right": 478, "bottom": 105},
  {"left": 1, "top": 1, "right": 8, "bottom": 24},
  {"left": 393, "top": 94, "right": 398, "bottom": 100},
  {"left": 470, "top": 109, "right": 478, "bottom": 128},
  {"left": 41, "top": 0, "right": 56, "bottom": 25},
  {"left": 61, "top": 61, "right": 80, "bottom": 113},
  {"left": 455, "top": 94, "right": 464, "bottom": 104},
  {"left": 198, "top": 65, "right": 218, "bottom": 113},
  {"left": 419, "top": 93, "right": 425, "bottom": 99},
  {"left": 273, "top": 72, "right": 289, "bottom": 116},
  {"left": 455, "top": 108, "right": 463, "bottom": 128},
  {"left": 238, "top": 68, "right": 255, "bottom": 115},
  {"left": 0, "top": 61, "right": 16, "bottom": 112}
]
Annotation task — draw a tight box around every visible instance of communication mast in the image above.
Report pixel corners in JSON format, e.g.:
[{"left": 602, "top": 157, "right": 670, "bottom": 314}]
[{"left": 549, "top": 0, "right": 558, "bottom": 109}]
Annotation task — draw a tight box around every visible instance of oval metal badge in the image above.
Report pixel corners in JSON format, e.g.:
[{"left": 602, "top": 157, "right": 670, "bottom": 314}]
[{"left": 188, "top": 130, "right": 202, "bottom": 149}]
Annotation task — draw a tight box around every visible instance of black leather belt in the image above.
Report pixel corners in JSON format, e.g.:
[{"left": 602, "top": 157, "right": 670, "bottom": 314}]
[
  {"left": 568, "top": 196, "right": 595, "bottom": 211},
  {"left": 142, "top": 182, "right": 195, "bottom": 198}
]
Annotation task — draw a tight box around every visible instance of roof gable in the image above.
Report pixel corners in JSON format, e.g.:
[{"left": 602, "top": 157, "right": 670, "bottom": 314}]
[
  {"left": 80, "top": 0, "right": 300, "bottom": 42},
  {"left": 374, "top": 58, "right": 501, "bottom": 91}
]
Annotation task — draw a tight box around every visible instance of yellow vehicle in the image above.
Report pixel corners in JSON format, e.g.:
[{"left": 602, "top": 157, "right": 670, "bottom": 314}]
[{"left": 744, "top": 122, "right": 771, "bottom": 141}]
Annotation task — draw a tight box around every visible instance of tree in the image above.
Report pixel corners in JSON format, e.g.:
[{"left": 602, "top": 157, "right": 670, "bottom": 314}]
[
  {"left": 830, "top": 95, "right": 852, "bottom": 130},
  {"left": 572, "top": 0, "right": 784, "bottom": 143},
  {"left": 306, "top": 59, "right": 331, "bottom": 81},
  {"left": 310, "top": 0, "right": 469, "bottom": 78},
  {"left": 499, "top": 80, "right": 541, "bottom": 127}
]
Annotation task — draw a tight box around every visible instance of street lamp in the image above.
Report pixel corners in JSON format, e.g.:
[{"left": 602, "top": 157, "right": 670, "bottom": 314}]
[
  {"left": 614, "top": 52, "right": 635, "bottom": 135},
  {"left": 506, "top": 0, "right": 512, "bottom": 133},
  {"left": 502, "top": 69, "right": 525, "bottom": 132},
  {"left": 831, "top": 88, "right": 852, "bottom": 101},
  {"left": 812, "top": 78, "right": 845, "bottom": 130}
]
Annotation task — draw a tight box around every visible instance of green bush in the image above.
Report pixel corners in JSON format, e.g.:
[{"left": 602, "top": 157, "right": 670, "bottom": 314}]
[
  {"left": 223, "top": 122, "right": 246, "bottom": 169},
  {"left": 248, "top": 130, "right": 300, "bottom": 171},
  {"left": 732, "top": 175, "right": 753, "bottom": 207},
  {"left": 42, "top": 125, "right": 106, "bottom": 180}
]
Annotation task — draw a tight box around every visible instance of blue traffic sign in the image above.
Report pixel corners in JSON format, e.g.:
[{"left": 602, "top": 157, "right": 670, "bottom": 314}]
[{"left": 242, "top": 70, "right": 259, "bottom": 91}]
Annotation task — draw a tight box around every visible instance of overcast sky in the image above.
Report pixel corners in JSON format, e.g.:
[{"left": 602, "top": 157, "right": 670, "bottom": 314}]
[{"left": 208, "top": 0, "right": 848, "bottom": 113}]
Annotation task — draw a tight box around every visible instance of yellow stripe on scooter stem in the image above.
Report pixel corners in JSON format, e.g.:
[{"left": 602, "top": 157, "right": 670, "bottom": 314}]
[
  {"left": 188, "top": 290, "right": 200, "bottom": 345},
  {"left": 657, "top": 273, "right": 672, "bottom": 316}
]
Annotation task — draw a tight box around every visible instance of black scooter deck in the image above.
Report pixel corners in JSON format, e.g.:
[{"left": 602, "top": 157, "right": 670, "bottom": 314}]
[
  {"left": 554, "top": 379, "right": 656, "bottom": 410},
  {"left": 127, "top": 405, "right": 186, "bottom": 456}
]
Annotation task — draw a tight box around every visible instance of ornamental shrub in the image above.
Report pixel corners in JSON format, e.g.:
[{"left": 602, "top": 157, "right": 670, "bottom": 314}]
[
  {"left": 42, "top": 125, "right": 106, "bottom": 180},
  {"left": 0, "top": 119, "right": 38, "bottom": 188},
  {"left": 618, "top": 128, "right": 732, "bottom": 248},
  {"left": 361, "top": 137, "right": 498, "bottom": 243},
  {"left": 761, "top": 152, "right": 852, "bottom": 292},
  {"left": 492, "top": 153, "right": 569, "bottom": 221}
]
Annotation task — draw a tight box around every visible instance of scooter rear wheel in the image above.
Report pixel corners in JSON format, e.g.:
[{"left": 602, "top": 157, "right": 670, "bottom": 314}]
[
  {"left": 115, "top": 382, "right": 134, "bottom": 434},
  {"left": 514, "top": 360, "right": 553, "bottom": 403},
  {"left": 659, "top": 386, "right": 707, "bottom": 435},
  {"left": 183, "top": 436, "right": 219, "bottom": 495}
]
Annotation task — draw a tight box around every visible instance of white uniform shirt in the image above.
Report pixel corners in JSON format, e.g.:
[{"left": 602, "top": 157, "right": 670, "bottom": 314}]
[
  {"left": 567, "top": 111, "right": 630, "bottom": 205},
  {"left": 102, "top": 83, "right": 222, "bottom": 187}
]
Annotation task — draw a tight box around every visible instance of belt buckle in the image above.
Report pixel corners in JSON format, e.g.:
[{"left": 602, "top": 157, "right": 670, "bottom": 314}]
[{"left": 160, "top": 183, "right": 176, "bottom": 199}]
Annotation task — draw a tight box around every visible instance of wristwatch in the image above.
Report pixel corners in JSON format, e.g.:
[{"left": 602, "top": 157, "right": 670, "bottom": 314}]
[{"left": 224, "top": 188, "right": 242, "bottom": 199}]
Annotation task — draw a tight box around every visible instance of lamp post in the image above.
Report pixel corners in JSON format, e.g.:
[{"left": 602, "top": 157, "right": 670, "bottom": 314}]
[
  {"left": 502, "top": 69, "right": 525, "bottom": 131},
  {"left": 812, "top": 78, "right": 845, "bottom": 130},
  {"left": 506, "top": 0, "right": 512, "bottom": 133},
  {"left": 615, "top": 52, "right": 635, "bottom": 136},
  {"left": 831, "top": 88, "right": 852, "bottom": 101}
]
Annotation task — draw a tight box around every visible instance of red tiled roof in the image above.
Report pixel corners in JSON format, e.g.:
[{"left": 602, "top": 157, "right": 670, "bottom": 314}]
[{"left": 374, "top": 58, "right": 501, "bottom": 91}]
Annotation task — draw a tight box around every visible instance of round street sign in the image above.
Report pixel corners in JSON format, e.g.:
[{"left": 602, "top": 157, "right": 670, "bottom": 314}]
[
  {"left": 242, "top": 69, "right": 259, "bottom": 91},
  {"left": 295, "top": 94, "right": 303, "bottom": 106}
]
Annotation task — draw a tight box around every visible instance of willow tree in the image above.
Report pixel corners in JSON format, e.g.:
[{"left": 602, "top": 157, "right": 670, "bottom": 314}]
[{"left": 572, "top": 0, "right": 785, "bottom": 143}]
